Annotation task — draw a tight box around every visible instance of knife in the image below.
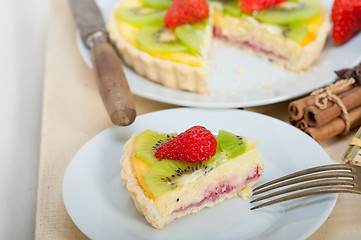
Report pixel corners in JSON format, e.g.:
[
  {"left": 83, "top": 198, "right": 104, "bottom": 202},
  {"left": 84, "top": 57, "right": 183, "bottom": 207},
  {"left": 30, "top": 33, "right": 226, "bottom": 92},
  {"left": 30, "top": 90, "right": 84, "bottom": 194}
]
[{"left": 69, "top": 0, "right": 136, "bottom": 126}]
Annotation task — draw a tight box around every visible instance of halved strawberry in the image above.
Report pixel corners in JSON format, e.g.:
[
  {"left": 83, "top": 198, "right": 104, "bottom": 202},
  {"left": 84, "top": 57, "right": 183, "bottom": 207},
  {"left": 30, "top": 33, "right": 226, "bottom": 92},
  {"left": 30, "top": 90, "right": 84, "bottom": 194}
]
[
  {"left": 155, "top": 126, "right": 217, "bottom": 162},
  {"left": 240, "top": 0, "right": 286, "bottom": 13},
  {"left": 164, "top": 0, "right": 209, "bottom": 29},
  {"left": 331, "top": 0, "right": 361, "bottom": 45}
]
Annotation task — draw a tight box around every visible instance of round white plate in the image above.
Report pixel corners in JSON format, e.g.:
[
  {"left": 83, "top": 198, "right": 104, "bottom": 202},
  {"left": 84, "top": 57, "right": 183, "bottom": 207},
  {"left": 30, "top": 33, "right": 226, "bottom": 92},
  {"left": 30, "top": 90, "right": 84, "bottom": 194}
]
[
  {"left": 77, "top": 0, "right": 361, "bottom": 108},
  {"left": 63, "top": 108, "right": 336, "bottom": 240}
]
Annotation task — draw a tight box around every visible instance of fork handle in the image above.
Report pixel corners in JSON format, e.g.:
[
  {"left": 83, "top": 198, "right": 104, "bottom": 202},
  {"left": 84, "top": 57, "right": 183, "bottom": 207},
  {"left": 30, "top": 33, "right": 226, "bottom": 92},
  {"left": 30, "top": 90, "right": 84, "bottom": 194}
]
[{"left": 89, "top": 32, "right": 136, "bottom": 126}]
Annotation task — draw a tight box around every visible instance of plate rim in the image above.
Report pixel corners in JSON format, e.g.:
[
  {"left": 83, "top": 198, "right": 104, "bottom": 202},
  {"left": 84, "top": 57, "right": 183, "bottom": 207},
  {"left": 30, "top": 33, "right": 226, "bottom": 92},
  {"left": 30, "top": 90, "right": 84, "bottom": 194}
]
[{"left": 62, "top": 108, "right": 337, "bottom": 240}]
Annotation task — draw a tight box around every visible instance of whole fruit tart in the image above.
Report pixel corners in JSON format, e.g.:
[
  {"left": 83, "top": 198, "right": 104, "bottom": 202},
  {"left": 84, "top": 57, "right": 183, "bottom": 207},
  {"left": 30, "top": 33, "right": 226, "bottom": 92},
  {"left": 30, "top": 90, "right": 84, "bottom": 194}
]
[
  {"left": 107, "top": 0, "right": 331, "bottom": 94},
  {"left": 120, "top": 126, "right": 264, "bottom": 229}
]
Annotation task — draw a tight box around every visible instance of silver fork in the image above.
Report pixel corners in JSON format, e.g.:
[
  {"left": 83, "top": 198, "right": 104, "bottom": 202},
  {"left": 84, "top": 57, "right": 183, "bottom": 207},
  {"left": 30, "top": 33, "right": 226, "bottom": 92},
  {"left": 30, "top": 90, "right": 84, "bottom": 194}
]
[{"left": 250, "top": 164, "right": 361, "bottom": 210}]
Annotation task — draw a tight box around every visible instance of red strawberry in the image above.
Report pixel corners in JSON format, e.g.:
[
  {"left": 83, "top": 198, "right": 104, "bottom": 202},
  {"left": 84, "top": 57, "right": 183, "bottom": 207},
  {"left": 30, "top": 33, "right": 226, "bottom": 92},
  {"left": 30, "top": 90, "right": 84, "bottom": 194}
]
[
  {"left": 331, "top": 0, "right": 361, "bottom": 45},
  {"left": 240, "top": 0, "right": 286, "bottom": 13},
  {"left": 155, "top": 126, "right": 217, "bottom": 163},
  {"left": 164, "top": 0, "right": 209, "bottom": 29}
]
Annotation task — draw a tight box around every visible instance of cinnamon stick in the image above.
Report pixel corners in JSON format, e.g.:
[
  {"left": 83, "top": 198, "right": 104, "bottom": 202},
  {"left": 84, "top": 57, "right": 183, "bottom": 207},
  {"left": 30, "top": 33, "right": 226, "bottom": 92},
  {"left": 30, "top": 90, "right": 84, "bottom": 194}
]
[
  {"left": 304, "top": 105, "right": 361, "bottom": 142},
  {"left": 296, "top": 119, "right": 309, "bottom": 131},
  {"left": 288, "top": 96, "right": 315, "bottom": 121},
  {"left": 288, "top": 81, "right": 354, "bottom": 121},
  {"left": 304, "top": 86, "right": 361, "bottom": 127},
  {"left": 289, "top": 117, "right": 298, "bottom": 126}
]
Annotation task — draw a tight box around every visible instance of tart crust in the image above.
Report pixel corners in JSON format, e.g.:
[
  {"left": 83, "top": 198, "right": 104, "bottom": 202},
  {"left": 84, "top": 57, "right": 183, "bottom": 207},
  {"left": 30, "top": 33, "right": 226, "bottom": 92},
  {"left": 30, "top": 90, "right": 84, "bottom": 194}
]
[
  {"left": 120, "top": 135, "right": 264, "bottom": 229},
  {"left": 107, "top": 3, "right": 212, "bottom": 94}
]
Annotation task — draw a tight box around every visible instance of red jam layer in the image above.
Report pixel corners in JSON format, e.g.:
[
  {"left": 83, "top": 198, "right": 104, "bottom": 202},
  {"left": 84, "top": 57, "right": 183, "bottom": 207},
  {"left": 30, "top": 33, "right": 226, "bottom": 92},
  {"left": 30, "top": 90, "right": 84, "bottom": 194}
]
[
  {"left": 213, "top": 28, "right": 289, "bottom": 61},
  {"left": 173, "top": 183, "right": 236, "bottom": 214},
  {"left": 172, "top": 165, "right": 264, "bottom": 214},
  {"left": 244, "top": 165, "right": 263, "bottom": 185}
]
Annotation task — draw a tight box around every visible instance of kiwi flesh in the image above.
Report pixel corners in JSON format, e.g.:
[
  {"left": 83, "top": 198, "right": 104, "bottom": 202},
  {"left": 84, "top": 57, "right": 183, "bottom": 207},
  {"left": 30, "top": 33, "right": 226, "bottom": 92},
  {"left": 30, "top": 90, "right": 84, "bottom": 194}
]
[
  {"left": 136, "top": 26, "right": 190, "bottom": 53},
  {"left": 174, "top": 24, "right": 204, "bottom": 55},
  {"left": 117, "top": 7, "right": 166, "bottom": 27},
  {"left": 223, "top": 0, "right": 243, "bottom": 17},
  {"left": 282, "top": 22, "right": 309, "bottom": 44},
  {"left": 142, "top": 0, "right": 172, "bottom": 9},
  {"left": 202, "top": 145, "right": 228, "bottom": 173},
  {"left": 144, "top": 150, "right": 228, "bottom": 196},
  {"left": 144, "top": 160, "right": 201, "bottom": 196},
  {"left": 217, "top": 130, "right": 258, "bottom": 158},
  {"left": 134, "top": 130, "right": 177, "bottom": 165},
  {"left": 253, "top": 0, "right": 321, "bottom": 25}
]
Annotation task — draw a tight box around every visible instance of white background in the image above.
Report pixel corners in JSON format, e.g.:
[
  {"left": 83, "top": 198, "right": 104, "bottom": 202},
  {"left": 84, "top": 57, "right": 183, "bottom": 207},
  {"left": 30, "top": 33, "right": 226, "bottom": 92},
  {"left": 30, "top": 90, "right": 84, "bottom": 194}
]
[{"left": 0, "top": 0, "right": 49, "bottom": 239}]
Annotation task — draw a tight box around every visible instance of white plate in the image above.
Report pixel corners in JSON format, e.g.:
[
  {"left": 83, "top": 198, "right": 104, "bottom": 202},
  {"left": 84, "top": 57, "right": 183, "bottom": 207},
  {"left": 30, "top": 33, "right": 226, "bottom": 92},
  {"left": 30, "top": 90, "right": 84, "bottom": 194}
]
[
  {"left": 77, "top": 0, "right": 361, "bottom": 108},
  {"left": 63, "top": 108, "right": 336, "bottom": 240}
]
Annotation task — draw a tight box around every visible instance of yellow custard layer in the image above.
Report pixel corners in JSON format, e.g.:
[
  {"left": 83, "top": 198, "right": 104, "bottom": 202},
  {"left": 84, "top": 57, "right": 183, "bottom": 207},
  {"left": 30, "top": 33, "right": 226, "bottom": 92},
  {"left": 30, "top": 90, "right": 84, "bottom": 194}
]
[{"left": 303, "top": 15, "right": 325, "bottom": 46}]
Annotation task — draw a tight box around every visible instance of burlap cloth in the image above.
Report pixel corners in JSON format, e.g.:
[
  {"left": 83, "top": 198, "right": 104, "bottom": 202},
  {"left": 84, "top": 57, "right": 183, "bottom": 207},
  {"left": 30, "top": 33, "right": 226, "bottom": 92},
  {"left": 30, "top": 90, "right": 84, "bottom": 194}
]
[{"left": 35, "top": 0, "right": 361, "bottom": 239}]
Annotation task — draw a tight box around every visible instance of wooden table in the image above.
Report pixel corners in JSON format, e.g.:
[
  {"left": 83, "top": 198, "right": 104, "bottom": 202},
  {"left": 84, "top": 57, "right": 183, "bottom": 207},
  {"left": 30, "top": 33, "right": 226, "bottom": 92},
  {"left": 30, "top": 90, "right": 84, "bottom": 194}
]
[{"left": 35, "top": 0, "right": 361, "bottom": 239}]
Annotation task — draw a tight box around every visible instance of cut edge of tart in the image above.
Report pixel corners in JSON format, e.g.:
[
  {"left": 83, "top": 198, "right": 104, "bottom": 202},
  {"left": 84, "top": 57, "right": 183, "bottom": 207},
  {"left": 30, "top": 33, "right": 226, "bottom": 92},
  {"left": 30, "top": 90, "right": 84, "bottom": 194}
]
[
  {"left": 212, "top": 0, "right": 331, "bottom": 72},
  {"left": 120, "top": 128, "right": 264, "bottom": 229},
  {"left": 107, "top": 0, "right": 213, "bottom": 94}
]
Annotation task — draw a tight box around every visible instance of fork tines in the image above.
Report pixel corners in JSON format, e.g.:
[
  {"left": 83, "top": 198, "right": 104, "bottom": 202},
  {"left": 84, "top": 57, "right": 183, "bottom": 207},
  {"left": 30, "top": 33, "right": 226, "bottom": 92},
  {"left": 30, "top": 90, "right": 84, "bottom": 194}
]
[{"left": 250, "top": 164, "right": 360, "bottom": 210}]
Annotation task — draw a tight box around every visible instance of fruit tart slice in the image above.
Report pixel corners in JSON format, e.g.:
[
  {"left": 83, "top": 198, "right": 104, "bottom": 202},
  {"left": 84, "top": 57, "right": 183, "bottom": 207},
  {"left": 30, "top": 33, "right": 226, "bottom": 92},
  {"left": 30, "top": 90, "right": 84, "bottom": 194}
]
[
  {"left": 213, "top": 0, "right": 331, "bottom": 71},
  {"left": 120, "top": 126, "right": 264, "bottom": 229},
  {"left": 107, "top": 0, "right": 213, "bottom": 93}
]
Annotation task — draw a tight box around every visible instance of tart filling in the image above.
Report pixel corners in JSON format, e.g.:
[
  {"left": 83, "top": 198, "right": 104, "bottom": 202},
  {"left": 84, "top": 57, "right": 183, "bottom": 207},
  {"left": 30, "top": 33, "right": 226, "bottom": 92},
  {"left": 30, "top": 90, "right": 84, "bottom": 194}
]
[{"left": 120, "top": 127, "right": 264, "bottom": 229}]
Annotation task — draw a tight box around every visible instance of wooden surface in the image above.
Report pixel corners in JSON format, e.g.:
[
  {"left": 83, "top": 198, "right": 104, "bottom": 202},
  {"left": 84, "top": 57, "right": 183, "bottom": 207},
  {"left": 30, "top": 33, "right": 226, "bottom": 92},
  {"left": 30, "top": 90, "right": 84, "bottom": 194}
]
[{"left": 35, "top": 0, "right": 361, "bottom": 239}]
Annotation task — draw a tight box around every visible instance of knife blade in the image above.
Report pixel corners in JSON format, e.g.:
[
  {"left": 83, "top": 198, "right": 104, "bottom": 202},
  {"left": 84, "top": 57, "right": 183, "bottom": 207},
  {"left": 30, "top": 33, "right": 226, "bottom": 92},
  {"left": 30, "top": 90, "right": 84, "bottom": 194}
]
[{"left": 69, "top": 0, "right": 136, "bottom": 126}]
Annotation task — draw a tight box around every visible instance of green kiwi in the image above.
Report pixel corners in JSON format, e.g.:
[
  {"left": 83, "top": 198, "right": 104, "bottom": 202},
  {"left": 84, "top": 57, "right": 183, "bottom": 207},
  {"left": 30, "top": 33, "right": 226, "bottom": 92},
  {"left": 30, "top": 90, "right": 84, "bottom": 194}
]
[
  {"left": 134, "top": 130, "right": 177, "bottom": 165},
  {"left": 191, "top": 19, "right": 209, "bottom": 30},
  {"left": 117, "top": 7, "right": 166, "bottom": 26},
  {"left": 217, "top": 130, "right": 258, "bottom": 158},
  {"left": 144, "top": 151, "right": 228, "bottom": 196},
  {"left": 282, "top": 22, "right": 309, "bottom": 43},
  {"left": 202, "top": 145, "right": 228, "bottom": 172},
  {"left": 144, "top": 160, "right": 201, "bottom": 196},
  {"left": 136, "top": 26, "right": 190, "bottom": 53},
  {"left": 174, "top": 24, "right": 204, "bottom": 55},
  {"left": 142, "top": 0, "right": 172, "bottom": 9},
  {"left": 223, "top": 0, "right": 243, "bottom": 17},
  {"left": 144, "top": 144, "right": 228, "bottom": 197},
  {"left": 253, "top": 0, "right": 321, "bottom": 25}
]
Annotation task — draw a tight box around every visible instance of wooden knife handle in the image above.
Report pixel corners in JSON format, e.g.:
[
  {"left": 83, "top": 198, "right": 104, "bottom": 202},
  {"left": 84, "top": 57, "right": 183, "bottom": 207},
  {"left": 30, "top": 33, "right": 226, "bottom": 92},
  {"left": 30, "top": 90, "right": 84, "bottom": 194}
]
[{"left": 90, "top": 39, "right": 136, "bottom": 126}]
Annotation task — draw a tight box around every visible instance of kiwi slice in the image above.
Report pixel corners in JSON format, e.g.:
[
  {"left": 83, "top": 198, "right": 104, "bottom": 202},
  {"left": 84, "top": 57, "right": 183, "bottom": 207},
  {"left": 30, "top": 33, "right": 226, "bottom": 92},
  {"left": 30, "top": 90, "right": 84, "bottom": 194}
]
[
  {"left": 253, "top": 0, "right": 321, "bottom": 25},
  {"left": 217, "top": 130, "right": 258, "bottom": 158},
  {"left": 174, "top": 24, "right": 204, "bottom": 55},
  {"left": 223, "top": 0, "right": 243, "bottom": 17},
  {"left": 134, "top": 130, "right": 177, "bottom": 165},
  {"left": 282, "top": 22, "right": 309, "bottom": 44},
  {"left": 142, "top": 0, "right": 172, "bottom": 9},
  {"left": 136, "top": 26, "right": 190, "bottom": 53},
  {"left": 144, "top": 160, "right": 201, "bottom": 196},
  {"left": 144, "top": 150, "right": 228, "bottom": 196},
  {"left": 202, "top": 145, "right": 227, "bottom": 171},
  {"left": 117, "top": 7, "right": 166, "bottom": 27}
]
